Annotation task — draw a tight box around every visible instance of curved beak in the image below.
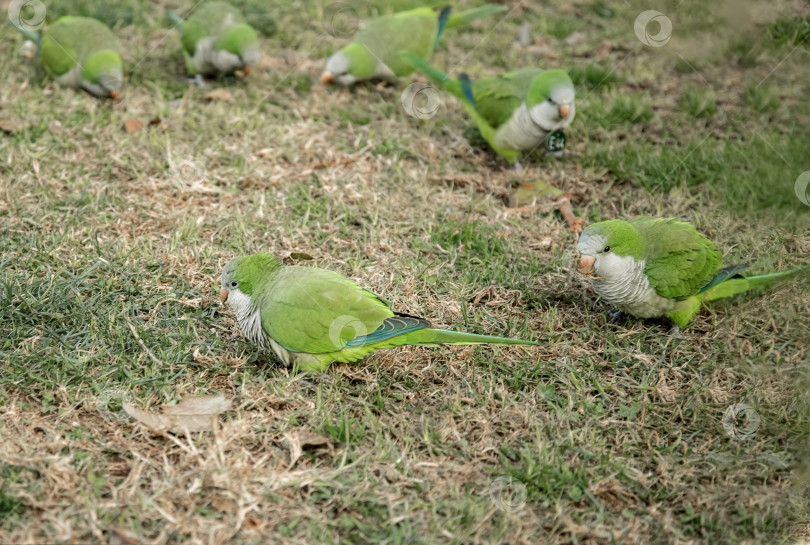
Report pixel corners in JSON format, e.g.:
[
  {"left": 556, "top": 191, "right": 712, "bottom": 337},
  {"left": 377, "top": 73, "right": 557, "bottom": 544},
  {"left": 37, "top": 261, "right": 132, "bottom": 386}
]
[
  {"left": 578, "top": 255, "right": 595, "bottom": 275},
  {"left": 320, "top": 71, "right": 335, "bottom": 85},
  {"left": 220, "top": 288, "right": 229, "bottom": 303},
  {"left": 242, "top": 65, "right": 251, "bottom": 76},
  {"left": 110, "top": 90, "right": 120, "bottom": 100},
  {"left": 559, "top": 104, "right": 571, "bottom": 120}
]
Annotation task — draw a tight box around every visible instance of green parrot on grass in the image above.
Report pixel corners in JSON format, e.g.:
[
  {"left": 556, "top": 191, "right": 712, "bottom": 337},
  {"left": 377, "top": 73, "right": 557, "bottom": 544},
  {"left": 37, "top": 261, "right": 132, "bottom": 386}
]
[
  {"left": 16, "top": 16, "right": 123, "bottom": 98},
  {"left": 401, "top": 52, "right": 575, "bottom": 163},
  {"left": 321, "top": 4, "right": 507, "bottom": 86},
  {"left": 577, "top": 217, "right": 806, "bottom": 334},
  {"left": 167, "top": 1, "right": 260, "bottom": 77},
  {"left": 220, "top": 253, "right": 539, "bottom": 372}
]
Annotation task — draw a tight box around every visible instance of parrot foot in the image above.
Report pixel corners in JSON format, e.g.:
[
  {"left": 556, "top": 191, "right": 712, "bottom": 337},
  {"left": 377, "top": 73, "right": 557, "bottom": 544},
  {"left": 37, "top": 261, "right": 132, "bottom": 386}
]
[
  {"left": 513, "top": 160, "right": 523, "bottom": 171},
  {"left": 608, "top": 310, "right": 626, "bottom": 324},
  {"left": 667, "top": 325, "right": 687, "bottom": 339},
  {"left": 189, "top": 74, "right": 207, "bottom": 88}
]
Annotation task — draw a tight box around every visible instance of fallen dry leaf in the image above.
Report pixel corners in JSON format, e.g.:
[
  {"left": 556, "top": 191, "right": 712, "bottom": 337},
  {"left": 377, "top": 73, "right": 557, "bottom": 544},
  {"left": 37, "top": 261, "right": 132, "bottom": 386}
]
[
  {"left": 124, "top": 395, "right": 232, "bottom": 432},
  {"left": 204, "top": 89, "right": 233, "bottom": 103},
  {"left": 0, "top": 120, "right": 21, "bottom": 134},
  {"left": 284, "top": 429, "right": 331, "bottom": 467},
  {"left": 123, "top": 119, "right": 144, "bottom": 134}
]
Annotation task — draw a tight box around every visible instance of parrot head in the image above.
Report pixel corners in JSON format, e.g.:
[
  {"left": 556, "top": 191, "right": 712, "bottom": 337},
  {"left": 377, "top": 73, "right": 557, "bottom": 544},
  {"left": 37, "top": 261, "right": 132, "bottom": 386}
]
[
  {"left": 577, "top": 220, "right": 644, "bottom": 282},
  {"left": 526, "top": 69, "right": 576, "bottom": 131},
  {"left": 83, "top": 50, "right": 123, "bottom": 98},
  {"left": 321, "top": 43, "right": 376, "bottom": 85},
  {"left": 214, "top": 24, "right": 260, "bottom": 73},
  {"left": 220, "top": 253, "right": 283, "bottom": 308}
]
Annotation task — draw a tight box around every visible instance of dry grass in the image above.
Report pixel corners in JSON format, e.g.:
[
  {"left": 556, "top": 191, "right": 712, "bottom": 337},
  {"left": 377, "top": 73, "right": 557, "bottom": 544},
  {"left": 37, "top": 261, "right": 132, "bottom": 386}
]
[{"left": 1, "top": 0, "right": 810, "bottom": 543}]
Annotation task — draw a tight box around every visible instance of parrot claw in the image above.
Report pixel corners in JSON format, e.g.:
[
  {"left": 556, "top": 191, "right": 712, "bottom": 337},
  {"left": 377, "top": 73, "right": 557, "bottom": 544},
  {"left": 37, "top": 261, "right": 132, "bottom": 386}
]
[
  {"left": 608, "top": 310, "right": 626, "bottom": 324},
  {"left": 667, "top": 325, "right": 687, "bottom": 339},
  {"left": 189, "top": 74, "right": 207, "bottom": 88}
]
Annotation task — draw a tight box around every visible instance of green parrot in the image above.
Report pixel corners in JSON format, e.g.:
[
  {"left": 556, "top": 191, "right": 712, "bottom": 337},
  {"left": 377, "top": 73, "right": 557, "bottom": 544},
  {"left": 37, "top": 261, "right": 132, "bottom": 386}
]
[
  {"left": 17, "top": 16, "right": 122, "bottom": 98},
  {"left": 220, "top": 253, "right": 539, "bottom": 372},
  {"left": 401, "top": 52, "right": 575, "bottom": 163},
  {"left": 167, "top": 2, "right": 260, "bottom": 77},
  {"left": 577, "top": 217, "right": 806, "bottom": 334},
  {"left": 321, "top": 4, "right": 507, "bottom": 86}
]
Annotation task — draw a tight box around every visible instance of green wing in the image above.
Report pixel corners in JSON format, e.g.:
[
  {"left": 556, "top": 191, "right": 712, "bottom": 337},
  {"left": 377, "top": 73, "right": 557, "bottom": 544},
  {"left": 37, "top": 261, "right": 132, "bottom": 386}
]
[
  {"left": 257, "top": 266, "right": 394, "bottom": 354},
  {"left": 41, "top": 16, "right": 117, "bottom": 76},
  {"left": 472, "top": 68, "right": 544, "bottom": 128},
  {"left": 634, "top": 217, "right": 722, "bottom": 300},
  {"left": 182, "top": 1, "right": 246, "bottom": 54},
  {"left": 355, "top": 7, "right": 438, "bottom": 76}
]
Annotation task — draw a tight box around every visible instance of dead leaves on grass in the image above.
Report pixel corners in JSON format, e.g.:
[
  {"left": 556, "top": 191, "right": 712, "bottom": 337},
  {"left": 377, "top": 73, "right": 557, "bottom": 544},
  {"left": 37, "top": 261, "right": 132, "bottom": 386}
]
[
  {"left": 124, "top": 395, "right": 232, "bottom": 432},
  {"left": 284, "top": 429, "right": 332, "bottom": 467}
]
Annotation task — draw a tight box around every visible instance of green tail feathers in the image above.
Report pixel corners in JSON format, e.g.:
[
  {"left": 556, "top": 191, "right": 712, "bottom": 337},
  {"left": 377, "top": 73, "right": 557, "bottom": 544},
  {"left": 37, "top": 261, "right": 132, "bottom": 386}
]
[
  {"left": 405, "top": 328, "right": 541, "bottom": 347},
  {"left": 702, "top": 267, "right": 808, "bottom": 302},
  {"left": 445, "top": 4, "right": 509, "bottom": 28},
  {"left": 166, "top": 8, "right": 184, "bottom": 27},
  {"left": 399, "top": 51, "right": 462, "bottom": 97}
]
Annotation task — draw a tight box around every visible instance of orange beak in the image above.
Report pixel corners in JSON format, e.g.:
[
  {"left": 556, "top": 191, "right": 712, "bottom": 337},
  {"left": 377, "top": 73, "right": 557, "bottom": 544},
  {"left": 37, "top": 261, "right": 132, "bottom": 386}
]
[
  {"left": 242, "top": 66, "right": 251, "bottom": 76},
  {"left": 220, "top": 288, "right": 229, "bottom": 303},
  {"left": 578, "top": 255, "right": 595, "bottom": 274},
  {"left": 559, "top": 104, "right": 570, "bottom": 119},
  {"left": 110, "top": 90, "right": 120, "bottom": 100},
  {"left": 320, "top": 71, "right": 335, "bottom": 85}
]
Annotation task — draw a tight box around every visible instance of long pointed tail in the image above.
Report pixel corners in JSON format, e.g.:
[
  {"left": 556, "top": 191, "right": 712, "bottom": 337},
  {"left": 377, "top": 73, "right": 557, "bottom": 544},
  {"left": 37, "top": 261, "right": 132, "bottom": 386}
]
[
  {"left": 11, "top": 22, "right": 40, "bottom": 43},
  {"left": 702, "top": 267, "right": 808, "bottom": 302},
  {"left": 398, "top": 51, "right": 463, "bottom": 98},
  {"left": 406, "top": 328, "right": 541, "bottom": 347},
  {"left": 166, "top": 8, "right": 184, "bottom": 28},
  {"left": 446, "top": 4, "right": 509, "bottom": 29}
]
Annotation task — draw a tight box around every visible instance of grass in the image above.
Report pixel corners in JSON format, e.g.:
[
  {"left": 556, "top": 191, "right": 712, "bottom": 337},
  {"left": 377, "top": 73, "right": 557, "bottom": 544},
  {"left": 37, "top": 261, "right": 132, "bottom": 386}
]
[{"left": 1, "top": 0, "right": 810, "bottom": 543}]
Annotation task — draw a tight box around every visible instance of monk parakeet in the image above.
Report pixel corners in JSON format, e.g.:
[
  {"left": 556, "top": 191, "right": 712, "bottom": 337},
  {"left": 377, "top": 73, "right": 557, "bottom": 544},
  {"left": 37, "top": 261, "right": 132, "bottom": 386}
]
[
  {"left": 402, "top": 53, "right": 575, "bottom": 163},
  {"left": 17, "top": 16, "right": 122, "bottom": 98},
  {"left": 167, "top": 2, "right": 260, "bottom": 77},
  {"left": 321, "top": 4, "right": 507, "bottom": 86},
  {"left": 577, "top": 217, "right": 806, "bottom": 333},
  {"left": 220, "top": 253, "right": 539, "bottom": 372}
]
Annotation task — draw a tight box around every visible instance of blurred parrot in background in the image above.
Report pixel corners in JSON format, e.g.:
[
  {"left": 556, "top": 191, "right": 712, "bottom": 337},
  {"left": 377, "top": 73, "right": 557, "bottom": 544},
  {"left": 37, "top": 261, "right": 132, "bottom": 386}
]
[
  {"left": 321, "top": 4, "right": 507, "bottom": 86},
  {"left": 577, "top": 217, "right": 807, "bottom": 335},
  {"left": 16, "top": 16, "right": 123, "bottom": 98},
  {"left": 167, "top": 1, "right": 260, "bottom": 77},
  {"left": 401, "top": 52, "right": 575, "bottom": 163},
  {"left": 220, "top": 253, "right": 539, "bottom": 372}
]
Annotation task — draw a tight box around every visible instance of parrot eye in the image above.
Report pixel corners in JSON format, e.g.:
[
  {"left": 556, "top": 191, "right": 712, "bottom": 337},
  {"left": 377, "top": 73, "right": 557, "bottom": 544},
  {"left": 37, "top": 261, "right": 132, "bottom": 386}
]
[
  {"left": 230, "top": 281, "right": 239, "bottom": 287},
  {"left": 603, "top": 246, "right": 611, "bottom": 253}
]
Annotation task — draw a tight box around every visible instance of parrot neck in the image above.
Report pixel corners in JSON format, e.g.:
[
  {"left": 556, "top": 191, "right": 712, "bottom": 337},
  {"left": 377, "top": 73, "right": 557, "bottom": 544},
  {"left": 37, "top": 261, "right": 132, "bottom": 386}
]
[
  {"left": 227, "top": 288, "right": 294, "bottom": 365},
  {"left": 592, "top": 255, "right": 675, "bottom": 318},
  {"left": 494, "top": 103, "right": 547, "bottom": 152}
]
